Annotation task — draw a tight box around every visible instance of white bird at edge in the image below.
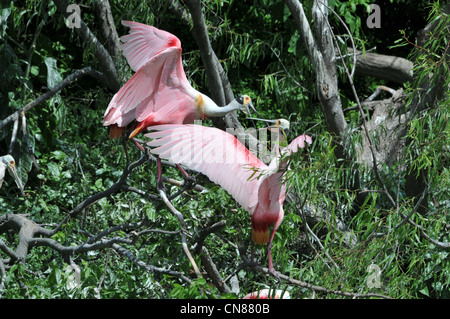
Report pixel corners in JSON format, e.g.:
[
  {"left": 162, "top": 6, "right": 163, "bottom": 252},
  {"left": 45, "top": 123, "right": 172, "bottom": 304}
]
[{"left": 0, "top": 155, "right": 25, "bottom": 196}]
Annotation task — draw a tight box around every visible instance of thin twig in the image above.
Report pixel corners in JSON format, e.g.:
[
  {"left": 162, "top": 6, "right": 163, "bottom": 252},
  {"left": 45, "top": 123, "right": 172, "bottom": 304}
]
[
  {"left": 0, "top": 67, "right": 104, "bottom": 131},
  {"left": 238, "top": 243, "right": 391, "bottom": 299},
  {"left": 200, "top": 246, "right": 231, "bottom": 293},
  {"left": 318, "top": 1, "right": 397, "bottom": 207},
  {"left": 158, "top": 189, "right": 202, "bottom": 278},
  {"left": 8, "top": 118, "right": 19, "bottom": 155},
  {"left": 111, "top": 243, "right": 192, "bottom": 284},
  {"left": 364, "top": 85, "right": 397, "bottom": 102}
]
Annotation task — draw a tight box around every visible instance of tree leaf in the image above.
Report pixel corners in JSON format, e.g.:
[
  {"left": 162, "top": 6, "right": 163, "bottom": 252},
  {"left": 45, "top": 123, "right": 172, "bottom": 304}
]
[{"left": 43, "top": 56, "right": 62, "bottom": 89}]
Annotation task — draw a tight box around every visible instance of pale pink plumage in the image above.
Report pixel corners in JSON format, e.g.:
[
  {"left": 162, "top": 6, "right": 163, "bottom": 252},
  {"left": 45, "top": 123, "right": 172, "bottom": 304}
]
[
  {"left": 103, "top": 21, "right": 253, "bottom": 140},
  {"left": 145, "top": 124, "right": 312, "bottom": 273},
  {"left": 103, "top": 21, "right": 198, "bottom": 138},
  {"left": 242, "top": 288, "right": 290, "bottom": 299},
  {"left": 120, "top": 21, "right": 181, "bottom": 72}
]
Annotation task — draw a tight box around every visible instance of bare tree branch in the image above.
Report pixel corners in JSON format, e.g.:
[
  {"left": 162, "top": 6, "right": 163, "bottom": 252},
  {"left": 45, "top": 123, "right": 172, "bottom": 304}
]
[
  {"left": 112, "top": 243, "right": 192, "bottom": 284},
  {"left": 200, "top": 246, "right": 231, "bottom": 293},
  {"left": 54, "top": 0, "right": 120, "bottom": 91},
  {"left": 350, "top": 49, "right": 414, "bottom": 84},
  {"left": 182, "top": 0, "right": 226, "bottom": 106},
  {"left": 182, "top": 0, "right": 246, "bottom": 133},
  {"left": 168, "top": 0, "right": 235, "bottom": 104},
  {"left": 237, "top": 243, "right": 391, "bottom": 299},
  {"left": 158, "top": 188, "right": 202, "bottom": 278},
  {"left": 285, "top": 0, "right": 347, "bottom": 159},
  {"left": 167, "top": 1, "right": 272, "bottom": 163},
  {"left": 0, "top": 67, "right": 104, "bottom": 131},
  {"left": 0, "top": 259, "right": 5, "bottom": 297}
]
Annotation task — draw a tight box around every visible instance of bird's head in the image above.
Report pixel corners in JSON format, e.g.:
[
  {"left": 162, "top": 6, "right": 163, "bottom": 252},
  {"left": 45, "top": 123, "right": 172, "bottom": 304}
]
[
  {"left": 1, "top": 155, "right": 16, "bottom": 170},
  {"left": 271, "top": 119, "right": 290, "bottom": 137},
  {"left": 245, "top": 117, "right": 290, "bottom": 137},
  {"left": 1, "top": 155, "right": 25, "bottom": 196},
  {"left": 236, "top": 95, "right": 258, "bottom": 116}
]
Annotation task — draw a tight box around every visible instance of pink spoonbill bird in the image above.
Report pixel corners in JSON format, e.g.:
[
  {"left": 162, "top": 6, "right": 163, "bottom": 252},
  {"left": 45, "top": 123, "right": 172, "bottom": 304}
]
[
  {"left": 243, "top": 288, "right": 290, "bottom": 299},
  {"left": 145, "top": 123, "right": 312, "bottom": 275},
  {"left": 103, "top": 21, "right": 256, "bottom": 140}
]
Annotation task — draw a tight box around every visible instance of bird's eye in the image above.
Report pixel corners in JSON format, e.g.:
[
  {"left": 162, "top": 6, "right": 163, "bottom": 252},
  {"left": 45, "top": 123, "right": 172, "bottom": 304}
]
[{"left": 10, "top": 160, "right": 14, "bottom": 165}]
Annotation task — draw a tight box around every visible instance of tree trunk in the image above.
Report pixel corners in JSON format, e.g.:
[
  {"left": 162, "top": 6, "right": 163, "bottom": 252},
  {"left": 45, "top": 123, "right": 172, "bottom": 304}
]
[
  {"left": 54, "top": 0, "right": 120, "bottom": 91},
  {"left": 286, "top": 0, "right": 347, "bottom": 159}
]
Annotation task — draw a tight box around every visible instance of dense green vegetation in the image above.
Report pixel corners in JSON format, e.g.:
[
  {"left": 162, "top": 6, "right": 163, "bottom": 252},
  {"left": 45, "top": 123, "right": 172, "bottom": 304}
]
[{"left": 0, "top": 0, "right": 448, "bottom": 299}]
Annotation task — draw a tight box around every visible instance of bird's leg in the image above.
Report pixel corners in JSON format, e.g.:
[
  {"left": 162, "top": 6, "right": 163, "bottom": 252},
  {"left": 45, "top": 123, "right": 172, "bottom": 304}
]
[
  {"left": 251, "top": 241, "right": 256, "bottom": 267},
  {"left": 130, "top": 138, "right": 145, "bottom": 152},
  {"left": 267, "top": 228, "right": 281, "bottom": 280},
  {"left": 122, "top": 130, "right": 130, "bottom": 165},
  {"left": 156, "top": 157, "right": 166, "bottom": 192},
  {"left": 175, "top": 164, "right": 196, "bottom": 187}
]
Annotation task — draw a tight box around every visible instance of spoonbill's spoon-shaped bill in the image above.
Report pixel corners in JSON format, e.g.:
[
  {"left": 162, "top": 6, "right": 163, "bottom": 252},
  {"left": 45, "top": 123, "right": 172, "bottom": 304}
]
[{"left": 246, "top": 118, "right": 290, "bottom": 136}]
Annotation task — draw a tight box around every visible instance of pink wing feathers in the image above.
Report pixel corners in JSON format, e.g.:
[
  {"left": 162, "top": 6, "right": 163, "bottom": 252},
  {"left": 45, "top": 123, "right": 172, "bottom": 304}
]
[
  {"left": 103, "top": 21, "right": 196, "bottom": 131},
  {"left": 243, "top": 289, "right": 290, "bottom": 299},
  {"left": 266, "top": 134, "right": 311, "bottom": 209},
  {"left": 120, "top": 21, "right": 182, "bottom": 72},
  {"left": 146, "top": 124, "right": 266, "bottom": 214},
  {"left": 284, "top": 134, "right": 312, "bottom": 155},
  {"left": 146, "top": 125, "right": 312, "bottom": 215}
]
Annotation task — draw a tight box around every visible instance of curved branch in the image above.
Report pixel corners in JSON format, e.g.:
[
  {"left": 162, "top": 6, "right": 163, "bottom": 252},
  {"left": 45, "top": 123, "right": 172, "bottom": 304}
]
[
  {"left": 158, "top": 188, "right": 202, "bottom": 278},
  {"left": 351, "top": 49, "right": 414, "bottom": 84},
  {"left": 64, "top": 155, "right": 149, "bottom": 223},
  {"left": 238, "top": 243, "right": 391, "bottom": 299},
  {"left": 0, "top": 67, "right": 103, "bottom": 131},
  {"left": 54, "top": 0, "right": 120, "bottom": 91},
  {"left": 112, "top": 243, "right": 192, "bottom": 284}
]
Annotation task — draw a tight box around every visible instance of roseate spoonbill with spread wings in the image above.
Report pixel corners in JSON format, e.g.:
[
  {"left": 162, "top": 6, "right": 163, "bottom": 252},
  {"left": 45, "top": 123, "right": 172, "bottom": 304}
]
[
  {"left": 0, "top": 155, "right": 25, "bottom": 196},
  {"left": 145, "top": 123, "right": 312, "bottom": 274},
  {"left": 103, "top": 21, "right": 257, "bottom": 140},
  {"left": 243, "top": 289, "right": 290, "bottom": 299}
]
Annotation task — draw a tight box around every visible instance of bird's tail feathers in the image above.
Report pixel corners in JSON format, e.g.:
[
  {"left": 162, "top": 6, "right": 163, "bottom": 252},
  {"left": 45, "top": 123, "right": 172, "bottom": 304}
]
[
  {"left": 109, "top": 124, "right": 124, "bottom": 139},
  {"left": 252, "top": 228, "right": 269, "bottom": 245}
]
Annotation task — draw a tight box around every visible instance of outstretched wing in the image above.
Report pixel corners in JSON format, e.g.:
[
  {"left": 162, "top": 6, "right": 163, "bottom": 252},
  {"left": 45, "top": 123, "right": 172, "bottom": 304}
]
[
  {"left": 103, "top": 22, "right": 195, "bottom": 128},
  {"left": 120, "top": 21, "right": 181, "bottom": 72},
  {"left": 146, "top": 124, "right": 267, "bottom": 214},
  {"left": 284, "top": 134, "right": 312, "bottom": 155},
  {"left": 263, "top": 133, "right": 312, "bottom": 211}
]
